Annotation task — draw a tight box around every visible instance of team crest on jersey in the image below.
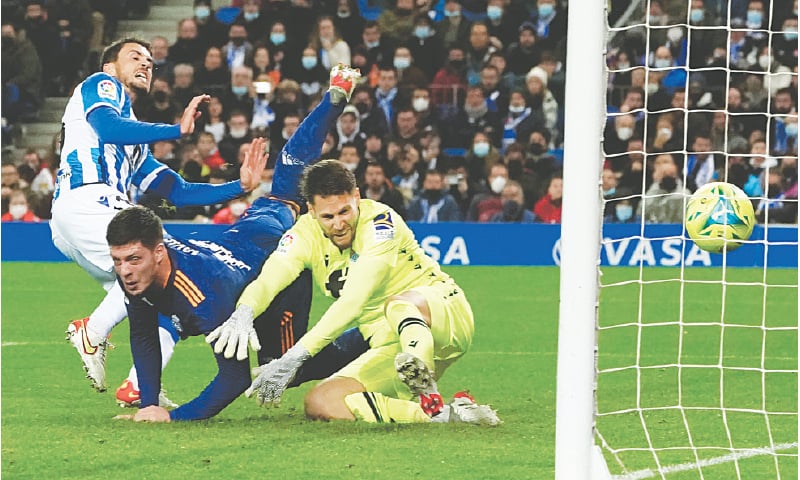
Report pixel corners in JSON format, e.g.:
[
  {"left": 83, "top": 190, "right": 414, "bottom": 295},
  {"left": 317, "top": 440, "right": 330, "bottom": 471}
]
[
  {"left": 276, "top": 233, "right": 295, "bottom": 254},
  {"left": 97, "top": 79, "right": 117, "bottom": 100},
  {"left": 373, "top": 212, "right": 394, "bottom": 241}
]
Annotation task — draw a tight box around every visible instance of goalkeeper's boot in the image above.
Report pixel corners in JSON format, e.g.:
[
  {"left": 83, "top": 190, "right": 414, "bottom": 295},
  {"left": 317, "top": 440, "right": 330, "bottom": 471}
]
[
  {"left": 431, "top": 391, "right": 502, "bottom": 426},
  {"left": 328, "top": 64, "right": 361, "bottom": 103},
  {"left": 394, "top": 352, "right": 444, "bottom": 417},
  {"left": 115, "top": 379, "right": 179, "bottom": 409},
  {"left": 66, "top": 317, "right": 111, "bottom": 392}
]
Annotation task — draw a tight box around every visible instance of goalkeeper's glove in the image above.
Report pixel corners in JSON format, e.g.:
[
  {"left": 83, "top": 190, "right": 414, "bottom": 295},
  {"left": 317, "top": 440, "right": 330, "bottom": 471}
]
[
  {"left": 245, "top": 343, "right": 310, "bottom": 406},
  {"left": 206, "top": 304, "right": 261, "bottom": 361}
]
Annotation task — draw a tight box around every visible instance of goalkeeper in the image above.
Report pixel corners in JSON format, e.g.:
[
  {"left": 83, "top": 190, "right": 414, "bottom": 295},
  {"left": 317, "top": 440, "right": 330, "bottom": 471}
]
[
  {"left": 112, "top": 66, "right": 369, "bottom": 422},
  {"left": 211, "top": 160, "right": 500, "bottom": 425}
]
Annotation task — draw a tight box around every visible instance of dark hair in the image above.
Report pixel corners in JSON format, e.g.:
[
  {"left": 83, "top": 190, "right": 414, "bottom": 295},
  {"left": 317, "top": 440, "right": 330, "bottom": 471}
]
[
  {"left": 301, "top": 159, "right": 357, "bottom": 201},
  {"left": 100, "top": 38, "right": 151, "bottom": 69},
  {"left": 107, "top": 206, "right": 164, "bottom": 249}
]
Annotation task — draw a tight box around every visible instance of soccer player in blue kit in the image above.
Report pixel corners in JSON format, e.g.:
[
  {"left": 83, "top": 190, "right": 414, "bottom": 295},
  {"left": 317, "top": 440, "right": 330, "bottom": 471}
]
[
  {"left": 58, "top": 38, "right": 265, "bottom": 399},
  {"left": 110, "top": 65, "right": 367, "bottom": 422}
]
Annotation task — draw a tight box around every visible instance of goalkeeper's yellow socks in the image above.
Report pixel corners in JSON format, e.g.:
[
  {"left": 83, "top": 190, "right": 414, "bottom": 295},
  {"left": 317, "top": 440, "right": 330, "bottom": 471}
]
[
  {"left": 385, "top": 300, "right": 435, "bottom": 369},
  {"left": 344, "top": 392, "right": 429, "bottom": 423}
]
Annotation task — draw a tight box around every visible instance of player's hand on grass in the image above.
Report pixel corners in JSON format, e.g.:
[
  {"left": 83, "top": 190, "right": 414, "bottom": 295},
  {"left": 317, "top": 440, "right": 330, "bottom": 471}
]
[
  {"left": 113, "top": 406, "right": 171, "bottom": 422},
  {"left": 239, "top": 137, "right": 269, "bottom": 192},
  {"left": 207, "top": 304, "right": 260, "bottom": 361},
  {"left": 180, "top": 94, "right": 211, "bottom": 135},
  {"left": 245, "top": 343, "right": 310, "bottom": 406}
]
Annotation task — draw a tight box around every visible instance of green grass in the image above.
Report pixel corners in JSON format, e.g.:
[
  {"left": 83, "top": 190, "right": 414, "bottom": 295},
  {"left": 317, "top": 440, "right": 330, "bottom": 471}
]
[{"left": 1, "top": 263, "right": 796, "bottom": 479}]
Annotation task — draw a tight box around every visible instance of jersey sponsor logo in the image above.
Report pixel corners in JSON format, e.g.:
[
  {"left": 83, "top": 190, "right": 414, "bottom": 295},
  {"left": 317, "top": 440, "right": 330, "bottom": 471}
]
[
  {"left": 97, "top": 79, "right": 117, "bottom": 100},
  {"left": 373, "top": 212, "right": 395, "bottom": 241},
  {"left": 280, "top": 151, "right": 304, "bottom": 165},
  {"left": 174, "top": 270, "right": 206, "bottom": 307},
  {"left": 165, "top": 237, "right": 200, "bottom": 256},
  {"left": 170, "top": 315, "right": 184, "bottom": 334},
  {"left": 276, "top": 233, "right": 295, "bottom": 254},
  {"left": 188, "top": 239, "right": 252, "bottom": 271}
]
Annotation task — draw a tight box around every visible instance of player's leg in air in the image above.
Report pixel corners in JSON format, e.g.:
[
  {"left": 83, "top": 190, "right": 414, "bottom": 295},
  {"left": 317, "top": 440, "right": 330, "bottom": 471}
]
[{"left": 305, "top": 286, "right": 501, "bottom": 425}]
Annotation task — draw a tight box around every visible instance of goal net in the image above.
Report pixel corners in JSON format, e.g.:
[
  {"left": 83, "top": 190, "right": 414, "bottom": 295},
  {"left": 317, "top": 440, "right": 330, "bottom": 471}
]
[{"left": 594, "top": 0, "right": 799, "bottom": 479}]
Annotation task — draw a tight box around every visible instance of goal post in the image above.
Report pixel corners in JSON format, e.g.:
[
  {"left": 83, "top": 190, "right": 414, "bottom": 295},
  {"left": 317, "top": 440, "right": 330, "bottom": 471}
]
[{"left": 554, "top": 0, "right": 608, "bottom": 478}]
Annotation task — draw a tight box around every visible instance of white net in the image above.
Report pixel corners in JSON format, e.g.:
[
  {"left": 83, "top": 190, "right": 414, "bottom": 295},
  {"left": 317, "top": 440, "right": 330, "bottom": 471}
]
[{"left": 596, "top": 0, "right": 798, "bottom": 478}]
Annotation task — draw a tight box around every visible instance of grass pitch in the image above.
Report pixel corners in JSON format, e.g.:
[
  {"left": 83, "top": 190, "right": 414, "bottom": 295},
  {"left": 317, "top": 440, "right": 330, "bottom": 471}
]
[{"left": 1, "top": 262, "right": 796, "bottom": 479}]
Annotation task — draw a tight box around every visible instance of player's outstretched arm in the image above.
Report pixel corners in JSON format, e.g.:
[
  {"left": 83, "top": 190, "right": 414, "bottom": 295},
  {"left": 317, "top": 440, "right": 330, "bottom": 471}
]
[{"left": 179, "top": 94, "right": 211, "bottom": 136}]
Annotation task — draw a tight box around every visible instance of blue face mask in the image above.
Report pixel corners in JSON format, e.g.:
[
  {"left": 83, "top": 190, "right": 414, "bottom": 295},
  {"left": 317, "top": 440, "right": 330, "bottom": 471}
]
[
  {"left": 784, "top": 28, "right": 798, "bottom": 42},
  {"left": 786, "top": 122, "right": 798, "bottom": 138},
  {"left": 270, "top": 32, "right": 285, "bottom": 45},
  {"left": 365, "top": 40, "right": 380, "bottom": 49},
  {"left": 538, "top": 3, "right": 554, "bottom": 17},
  {"left": 616, "top": 204, "right": 633, "bottom": 222},
  {"left": 232, "top": 85, "right": 248, "bottom": 96},
  {"left": 473, "top": 142, "right": 490, "bottom": 157},
  {"left": 244, "top": 11, "right": 259, "bottom": 21},
  {"left": 444, "top": 9, "right": 460, "bottom": 18},
  {"left": 414, "top": 26, "right": 430, "bottom": 39},
  {"left": 194, "top": 6, "right": 210, "bottom": 19},
  {"left": 689, "top": 8, "right": 704, "bottom": 23},
  {"left": 746, "top": 9, "right": 762, "bottom": 26},
  {"left": 487, "top": 5, "right": 503, "bottom": 20},
  {"left": 393, "top": 57, "right": 410, "bottom": 70},
  {"left": 302, "top": 56, "right": 317, "bottom": 69}
]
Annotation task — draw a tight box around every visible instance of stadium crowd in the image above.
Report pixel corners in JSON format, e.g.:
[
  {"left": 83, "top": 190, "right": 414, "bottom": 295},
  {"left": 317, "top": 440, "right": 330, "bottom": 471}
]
[{"left": 1, "top": 0, "right": 797, "bottom": 225}]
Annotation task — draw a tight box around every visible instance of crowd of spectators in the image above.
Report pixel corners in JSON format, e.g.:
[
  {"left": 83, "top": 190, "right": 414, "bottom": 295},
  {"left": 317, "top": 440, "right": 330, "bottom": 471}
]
[{"left": 1, "top": 0, "right": 797, "bottom": 225}]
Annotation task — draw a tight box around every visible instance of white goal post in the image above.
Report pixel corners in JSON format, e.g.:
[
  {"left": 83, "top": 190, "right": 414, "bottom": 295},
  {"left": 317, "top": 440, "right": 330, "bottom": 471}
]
[{"left": 556, "top": 1, "right": 798, "bottom": 479}]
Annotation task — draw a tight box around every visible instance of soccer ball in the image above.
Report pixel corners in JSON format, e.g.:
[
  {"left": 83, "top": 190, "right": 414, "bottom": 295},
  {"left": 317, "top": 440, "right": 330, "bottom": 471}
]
[{"left": 684, "top": 182, "right": 755, "bottom": 253}]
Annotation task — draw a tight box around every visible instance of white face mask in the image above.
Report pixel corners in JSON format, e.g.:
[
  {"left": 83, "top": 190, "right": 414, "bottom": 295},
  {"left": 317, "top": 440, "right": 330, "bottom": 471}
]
[
  {"left": 229, "top": 127, "right": 248, "bottom": 139},
  {"left": 509, "top": 105, "right": 526, "bottom": 114},
  {"left": 490, "top": 175, "right": 507, "bottom": 194},
  {"left": 343, "top": 162, "right": 358, "bottom": 172},
  {"left": 645, "top": 83, "right": 659, "bottom": 95},
  {"left": 667, "top": 27, "right": 683, "bottom": 43},
  {"left": 654, "top": 58, "right": 671, "bottom": 69},
  {"left": 616, "top": 126, "right": 633, "bottom": 141},
  {"left": 412, "top": 97, "right": 429, "bottom": 112},
  {"left": 758, "top": 55, "right": 772, "bottom": 69},
  {"left": 9, "top": 204, "right": 27, "bottom": 219},
  {"left": 658, "top": 127, "right": 673, "bottom": 140},
  {"left": 229, "top": 201, "right": 247, "bottom": 217}
]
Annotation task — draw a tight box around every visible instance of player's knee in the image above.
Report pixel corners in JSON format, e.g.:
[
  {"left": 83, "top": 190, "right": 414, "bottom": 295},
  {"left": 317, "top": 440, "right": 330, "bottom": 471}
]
[
  {"left": 384, "top": 295, "right": 430, "bottom": 332},
  {"left": 304, "top": 387, "right": 330, "bottom": 420}
]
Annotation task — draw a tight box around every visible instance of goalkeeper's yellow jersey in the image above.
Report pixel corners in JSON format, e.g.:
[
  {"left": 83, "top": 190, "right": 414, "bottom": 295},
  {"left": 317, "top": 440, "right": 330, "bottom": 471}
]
[{"left": 238, "top": 199, "right": 452, "bottom": 356}]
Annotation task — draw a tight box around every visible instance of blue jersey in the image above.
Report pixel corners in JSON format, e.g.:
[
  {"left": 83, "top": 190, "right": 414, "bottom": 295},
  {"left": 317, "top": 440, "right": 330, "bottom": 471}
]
[{"left": 125, "top": 92, "right": 346, "bottom": 421}]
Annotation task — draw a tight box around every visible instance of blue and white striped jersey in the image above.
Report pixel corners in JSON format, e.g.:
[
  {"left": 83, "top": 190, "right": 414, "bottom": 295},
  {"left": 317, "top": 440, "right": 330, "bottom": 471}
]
[{"left": 57, "top": 72, "right": 169, "bottom": 196}]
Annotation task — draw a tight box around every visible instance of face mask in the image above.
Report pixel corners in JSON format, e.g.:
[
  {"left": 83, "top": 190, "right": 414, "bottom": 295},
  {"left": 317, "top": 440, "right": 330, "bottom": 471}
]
[
  {"left": 786, "top": 122, "right": 798, "bottom": 137},
  {"left": 270, "top": 32, "right": 286, "bottom": 45},
  {"left": 654, "top": 58, "right": 671, "bottom": 69},
  {"left": 758, "top": 55, "right": 772, "bottom": 69},
  {"left": 509, "top": 105, "right": 525, "bottom": 114},
  {"left": 422, "top": 189, "right": 443, "bottom": 202},
  {"left": 9, "top": 204, "right": 27, "bottom": 219},
  {"left": 444, "top": 9, "right": 460, "bottom": 18},
  {"left": 660, "top": 175, "right": 677, "bottom": 191},
  {"left": 230, "top": 127, "right": 248, "bottom": 139},
  {"left": 302, "top": 56, "right": 317, "bottom": 69},
  {"left": 487, "top": 5, "right": 503, "bottom": 20},
  {"left": 229, "top": 201, "right": 247, "bottom": 217},
  {"left": 746, "top": 9, "right": 762, "bottom": 27},
  {"left": 194, "top": 6, "right": 210, "bottom": 19},
  {"left": 473, "top": 142, "right": 490, "bottom": 157},
  {"left": 337, "top": 10, "right": 351, "bottom": 18},
  {"left": 393, "top": 57, "right": 410, "bottom": 70},
  {"left": 343, "top": 162, "right": 358, "bottom": 172},
  {"left": 646, "top": 82, "right": 659, "bottom": 95},
  {"left": 490, "top": 175, "right": 507, "bottom": 194},
  {"left": 414, "top": 26, "right": 430, "bottom": 39},
  {"left": 153, "top": 91, "right": 169, "bottom": 103},
  {"left": 603, "top": 187, "right": 616, "bottom": 197},
  {"left": 365, "top": 40, "right": 380, "bottom": 49},
  {"left": 538, "top": 3, "right": 554, "bottom": 17},
  {"left": 617, "top": 61, "right": 630, "bottom": 70},
  {"left": 689, "top": 8, "right": 704, "bottom": 23},
  {"left": 785, "top": 28, "right": 798, "bottom": 41},
  {"left": 615, "top": 204, "right": 633, "bottom": 222},
  {"left": 232, "top": 85, "right": 248, "bottom": 96},
  {"left": 244, "top": 12, "right": 259, "bottom": 21},
  {"left": 616, "top": 127, "right": 633, "bottom": 141},
  {"left": 658, "top": 127, "right": 673, "bottom": 140},
  {"left": 231, "top": 36, "right": 246, "bottom": 46},
  {"left": 412, "top": 97, "right": 429, "bottom": 112},
  {"left": 260, "top": 181, "right": 272, "bottom": 193},
  {"left": 449, "top": 59, "right": 465, "bottom": 69},
  {"left": 667, "top": 27, "right": 683, "bottom": 43},
  {"left": 648, "top": 15, "right": 663, "bottom": 24}
]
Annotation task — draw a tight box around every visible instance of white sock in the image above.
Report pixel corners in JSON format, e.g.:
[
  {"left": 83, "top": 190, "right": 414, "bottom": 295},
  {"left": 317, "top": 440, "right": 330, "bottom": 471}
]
[
  {"left": 87, "top": 283, "right": 127, "bottom": 343},
  {"left": 127, "top": 326, "right": 176, "bottom": 390}
]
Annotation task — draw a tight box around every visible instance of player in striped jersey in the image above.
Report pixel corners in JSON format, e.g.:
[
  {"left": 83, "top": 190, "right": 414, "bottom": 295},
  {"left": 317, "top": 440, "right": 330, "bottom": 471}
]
[
  {"left": 58, "top": 38, "right": 265, "bottom": 396},
  {"left": 110, "top": 66, "right": 368, "bottom": 421}
]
